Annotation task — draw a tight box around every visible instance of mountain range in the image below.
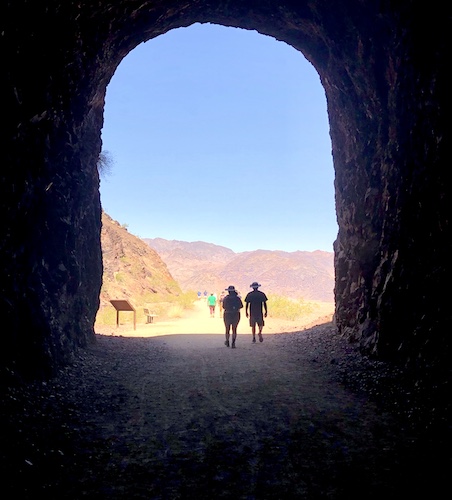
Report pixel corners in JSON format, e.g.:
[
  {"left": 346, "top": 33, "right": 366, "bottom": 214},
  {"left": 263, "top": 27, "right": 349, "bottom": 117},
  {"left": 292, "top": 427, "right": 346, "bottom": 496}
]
[
  {"left": 143, "top": 238, "right": 334, "bottom": 302},
  {"left": 98, "top": 212, "right": 335, "bottom": 310}
]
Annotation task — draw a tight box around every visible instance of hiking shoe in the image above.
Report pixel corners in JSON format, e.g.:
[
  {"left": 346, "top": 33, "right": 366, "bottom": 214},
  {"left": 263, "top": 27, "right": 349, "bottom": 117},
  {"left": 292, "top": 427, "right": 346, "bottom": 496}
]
[
  {"left": 258, "top": 334, "right": 263, "bottom": 343},
  {"left": 252, "top": 338, "right": 256, "bottom": 343},
  {"left": 225, "top": 340, "right": 230, "bottom": 347},
  {"left": 231, "top": 343, "right": 236, "bottom": 349}
]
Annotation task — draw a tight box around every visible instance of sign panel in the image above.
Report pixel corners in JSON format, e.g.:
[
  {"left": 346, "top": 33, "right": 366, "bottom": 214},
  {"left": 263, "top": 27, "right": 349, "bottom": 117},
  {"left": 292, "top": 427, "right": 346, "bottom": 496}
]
[{"left": 109, "top": 300, "right": 136, "bottom": 329}]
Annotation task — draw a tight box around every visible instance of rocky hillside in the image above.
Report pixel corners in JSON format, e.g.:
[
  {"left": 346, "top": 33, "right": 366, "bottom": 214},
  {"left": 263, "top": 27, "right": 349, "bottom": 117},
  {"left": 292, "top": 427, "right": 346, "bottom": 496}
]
[
  {"left": 144, "top": 238, "right": 334, "bottom": 302},
  {"left": 99, "top": 213, "right": 182, "bottom": 309}
]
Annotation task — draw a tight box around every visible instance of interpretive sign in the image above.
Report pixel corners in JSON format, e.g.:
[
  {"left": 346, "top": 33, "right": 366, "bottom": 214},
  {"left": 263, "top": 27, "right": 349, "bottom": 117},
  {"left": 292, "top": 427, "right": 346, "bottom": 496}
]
[{"left": 110, "top": 300, "right": 136, "bottom": 330}]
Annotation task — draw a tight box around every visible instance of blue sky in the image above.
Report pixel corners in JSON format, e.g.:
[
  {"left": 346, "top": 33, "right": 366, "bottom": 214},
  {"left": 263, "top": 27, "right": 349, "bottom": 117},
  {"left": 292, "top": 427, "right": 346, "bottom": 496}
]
[{"left": 100, "top": 23, "right": 337, "bottom": 253}]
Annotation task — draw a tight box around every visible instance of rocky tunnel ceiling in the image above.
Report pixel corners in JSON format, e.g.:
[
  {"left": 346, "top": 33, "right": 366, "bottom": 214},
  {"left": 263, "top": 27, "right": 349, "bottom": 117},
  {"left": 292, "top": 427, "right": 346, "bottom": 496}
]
[{"left": 2, "top": 1, "right": 449, "bottom": 380}]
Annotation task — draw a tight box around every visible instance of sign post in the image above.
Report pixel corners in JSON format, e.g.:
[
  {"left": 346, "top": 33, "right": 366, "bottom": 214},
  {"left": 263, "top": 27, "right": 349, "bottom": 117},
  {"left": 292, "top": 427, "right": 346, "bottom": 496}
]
[{"left": 109, "top": 300, "right": 136, "bottom": 330}]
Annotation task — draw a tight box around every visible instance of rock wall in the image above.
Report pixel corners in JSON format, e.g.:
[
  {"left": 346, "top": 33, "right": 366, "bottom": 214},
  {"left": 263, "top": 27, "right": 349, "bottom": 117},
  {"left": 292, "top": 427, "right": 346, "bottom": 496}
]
[{"left": 2, "top": 1, "right": 450, "bottom": 379}]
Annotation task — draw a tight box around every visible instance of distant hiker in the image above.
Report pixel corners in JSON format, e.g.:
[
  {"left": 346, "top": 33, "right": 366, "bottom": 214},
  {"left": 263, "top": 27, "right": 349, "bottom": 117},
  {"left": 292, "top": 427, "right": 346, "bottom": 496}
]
[
  {"left": 207, "top": 293, "right": 217, "bottom": 318},
  {"left": 197, "top": 291, "right": 202, "bottom": 300},
  {"left": 219, "top": 291, "right": 226, "bottom": 317},
  {"left": 245, "top": 282, "right": 268, "bottom": 343},
  {"left": 222, "top": 285, "right": 243, "bottom": 348}
]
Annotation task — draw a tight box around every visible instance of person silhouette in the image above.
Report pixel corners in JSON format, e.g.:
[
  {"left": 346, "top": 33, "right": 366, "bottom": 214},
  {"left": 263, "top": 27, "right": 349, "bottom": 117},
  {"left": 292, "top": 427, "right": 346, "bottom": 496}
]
[
  {"left": 245, "top": 282, "right": 268, "bottom": 343},
  {"left": 219, "top": 291, "right": 226, "bottom": 317},
  {"left": 207, "top": 293, "right": 217, "bottom": 317},
  {"left": 222, "top": 285, "right": 243, "bottom": 348}
]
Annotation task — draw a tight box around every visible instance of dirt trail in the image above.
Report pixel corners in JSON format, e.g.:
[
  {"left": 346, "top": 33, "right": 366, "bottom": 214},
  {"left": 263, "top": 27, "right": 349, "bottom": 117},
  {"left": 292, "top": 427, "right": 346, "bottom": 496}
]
[
  {"left": 95, "top": 298, "right": 335, "bottom": 338},
  {"left": 3, "top": 302, "right": 446, "bottom": 499}
]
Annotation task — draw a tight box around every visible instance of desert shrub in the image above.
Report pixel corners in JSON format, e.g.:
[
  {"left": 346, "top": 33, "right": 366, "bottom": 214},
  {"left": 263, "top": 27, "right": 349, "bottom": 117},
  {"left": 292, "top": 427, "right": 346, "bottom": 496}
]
[
  {"left": 175, "top": 291, "right": 198, "bottom": 309},
  {"left": 166, "top": 304, "right": 184, "bottom": 318},
  {"left": 97, "top": 150, "right": 114, "bottom": 178},
  {"left": 114, "top": 272, "right": 125, "bottom": 283},
  {"left": 268, "top": 294, "right": 316, "bottom": 321},
  {"left": 95, "top": 307, "right": 118, "bottom": 325},
  {"left": 141, "top": 292, "right": 197, "bottom": 320},
  {"left": 143, "top": 291, "right": 196, "bottom": 308}
]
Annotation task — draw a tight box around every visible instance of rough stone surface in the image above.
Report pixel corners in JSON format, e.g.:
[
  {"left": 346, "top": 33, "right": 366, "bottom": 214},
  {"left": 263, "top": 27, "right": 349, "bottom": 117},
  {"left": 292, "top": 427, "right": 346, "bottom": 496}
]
[{"left": 2, "top": 1, "right": 450, "bottom": 379}]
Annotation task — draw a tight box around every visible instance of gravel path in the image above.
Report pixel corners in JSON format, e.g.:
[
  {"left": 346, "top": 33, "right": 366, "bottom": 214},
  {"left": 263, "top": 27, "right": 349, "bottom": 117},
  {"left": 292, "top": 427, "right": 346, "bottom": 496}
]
[{"left": 1, "top": 306, "right": 449, "bottom": 499}]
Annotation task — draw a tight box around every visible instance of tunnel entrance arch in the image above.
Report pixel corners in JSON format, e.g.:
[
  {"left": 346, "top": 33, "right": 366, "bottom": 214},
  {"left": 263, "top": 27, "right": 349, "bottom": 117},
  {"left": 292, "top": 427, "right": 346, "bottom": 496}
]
[{"left": 3, "top": 1, "right": 448, "bottom": 379}]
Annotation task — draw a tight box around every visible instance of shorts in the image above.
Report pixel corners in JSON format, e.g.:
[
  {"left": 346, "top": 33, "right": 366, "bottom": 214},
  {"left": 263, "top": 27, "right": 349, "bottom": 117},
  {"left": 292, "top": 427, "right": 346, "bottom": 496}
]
[
  {"left": 223, "top": 311, "right": 240, "bottom": 327},
  {"left": 249, "top": 315, "right": 264, "bottom": 327}
]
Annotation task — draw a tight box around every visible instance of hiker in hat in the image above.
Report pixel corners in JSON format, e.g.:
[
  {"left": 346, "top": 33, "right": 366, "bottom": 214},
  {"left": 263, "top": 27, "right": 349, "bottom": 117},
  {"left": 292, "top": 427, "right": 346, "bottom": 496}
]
[
  {"left": 222, "top": 285, "right": 243, "bottom": 348},
  {"left": 245, "top": 282, "right": 268, "bottom": 343}
]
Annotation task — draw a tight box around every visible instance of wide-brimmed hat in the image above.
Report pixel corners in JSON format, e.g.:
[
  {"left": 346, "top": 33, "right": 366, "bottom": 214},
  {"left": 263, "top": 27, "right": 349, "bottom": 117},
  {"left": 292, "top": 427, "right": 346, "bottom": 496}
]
[
  {"left": 225, "top": 285, "right": 236, "bottom": 292},
  {"left": 250, "top": 282, "right": 261, "bottom": 288}
]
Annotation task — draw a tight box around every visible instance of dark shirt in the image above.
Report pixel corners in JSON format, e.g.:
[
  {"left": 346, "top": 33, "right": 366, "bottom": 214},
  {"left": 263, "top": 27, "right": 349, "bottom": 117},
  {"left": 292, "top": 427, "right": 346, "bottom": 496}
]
[{"left": 245, "top": 290, "right": 268, "bottom": 318}]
